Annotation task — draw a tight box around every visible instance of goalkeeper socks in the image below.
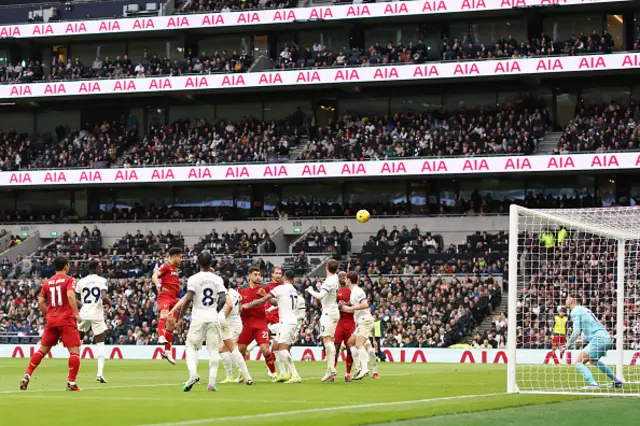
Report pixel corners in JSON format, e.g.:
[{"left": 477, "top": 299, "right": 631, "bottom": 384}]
[
  {"left": 209, "top": 351, "right": 220, "bottom": 384},
  {"left": 68, "top": 353, "right": 81, "bottom": 383},
  {"left": 231, "top": 348, "right": 250, "bottom": 377},
  {"left": 324, "top": 341, "right": 336, "bottom": 373},
  {"left": 186, "top": 344, "right": 198, "bottom": 378},
  {"left": 595, "top": 360, "right": 617, "bottom": 381},
  {"left": 96, "top": 342, "right": 105, "bottom": 377},
  {"left": 221, "top": 352, "right": 233, "bottom": 377},
  {"left": 26, "top": 349, "right": 45, "bottom": 375},
  {"left": 367, "top": 346, "right": 378, "bottom": 373},
  {"left": 576, "top": 363, "right": 597, "bottom": 385}
]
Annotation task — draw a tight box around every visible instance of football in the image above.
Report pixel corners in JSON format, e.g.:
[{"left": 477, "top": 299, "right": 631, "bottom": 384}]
[{"left": 356, "top": 209, "right": 371, "bottom": 223}]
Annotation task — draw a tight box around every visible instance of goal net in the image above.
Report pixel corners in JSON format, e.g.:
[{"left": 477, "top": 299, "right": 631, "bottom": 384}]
[{"left": 507, "top": 205, "right": 640, "bottom": 396}]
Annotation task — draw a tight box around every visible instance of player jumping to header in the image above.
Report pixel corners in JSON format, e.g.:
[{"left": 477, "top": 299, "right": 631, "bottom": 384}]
[
  {"left": 152, "top": 247, "right": 184, "bottom": 365},
  {"left": 560, "top": 295, "right": 623, "bottom": 390},
  {"left": 243, "top": 269, "right": 303, "bottom": 384},
  {"left": 340, "top": 272, "right": 375, "bottom": 380},
  {"left": 169, "top": 251, "right": 226, "bottom": 392},
  {"left": 75, "top": 260, "right": 110, "bottom": 383},
  {"left": 306, "top": 259, "right": 340, "bottom": 382},
  {"left": 334, "top": 271, "right": 356, "bottom": 382},
  {"left": 20, "top": 256, "right": 83, "bottom": 391}
]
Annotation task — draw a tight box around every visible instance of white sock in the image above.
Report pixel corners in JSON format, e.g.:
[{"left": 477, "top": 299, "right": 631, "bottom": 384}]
[
  {"left": 186, "top": 344, "right": 198, "bottom": 379},
  {"left": 96, "top": 342, "right": 105, "bottom": 376},
  {"left": 275, "top": 351, "right": 286, "bottom": 376},
  {"left": 350, "top": 346, "right": 360, "bottom": 368},
  {"left": 358, "top": 347, "right": 369, "bottom": 371},
  {"left": 231, "top": 348, "right": 250, "bottom": 378},
  {"left": 367, "top": 346, "right": 378, "bottom": 373},
  {"left": 280, "top": 350, "right": 299, "bottom": 377},
  {"left": 209, "top": 351, "right": 220, "bottom": 384},
  {"left": 220, "top": 352, "right": 233, "bottom": 378},
  {"left": 324, "top": 341, "right": 336, "bottom": 373},
  {"left": 246, "top": 340, "right": 258, "bottom": 353}
]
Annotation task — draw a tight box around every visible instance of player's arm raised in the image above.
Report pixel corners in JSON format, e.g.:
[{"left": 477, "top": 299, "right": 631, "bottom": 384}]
[{"left": 306, "top": 282, "right": 328, "bottom": 300}]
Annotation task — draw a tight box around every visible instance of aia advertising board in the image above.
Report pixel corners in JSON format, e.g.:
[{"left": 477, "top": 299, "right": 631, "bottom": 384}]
[
  {"left": 0, "top": 152, "right": 635, "bottom": 188},
  {"left": 0, "top": 0, "right": 624, "bottom": 40},
  {"left": 2, "top": 53, "right": 638, "bottom": 100},
  {"left": 3, "top": 345, "right": 640, "bottom": 365}
]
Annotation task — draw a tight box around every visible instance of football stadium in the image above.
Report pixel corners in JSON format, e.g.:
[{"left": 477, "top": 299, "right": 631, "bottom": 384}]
[{"left": 2, "top": 0, "right": 640, "bottom": 424}]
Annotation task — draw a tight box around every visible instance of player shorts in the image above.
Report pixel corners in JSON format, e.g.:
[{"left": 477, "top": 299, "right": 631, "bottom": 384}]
[
  {"left": 334, "top": 320, "right": 356, "bottom": 345},
  {"left": 354, "top": 318, "right": 374, "bottom": 339},
  {"left": 319, "top": 312, "right": 340, "bottom": 338},
  {"left": 41, "top": 324, "right": 81, "bottom": 348},
  {"left": 276, "top": 323, "right": 298, "bottom": 345},
  {"left": 552, "top": 334, "right": 567, "bottom": 347},
  {"left": 157, "top": 295, "right": 178, "bottom": 313},
  {"left": 583, "top": 337, "right": 613, "bottom": 360},
  {"left": 78, "top": 319, "right": 107, "bottom": 335},
  {"left": 237, "top": 323, "right": 270, "bottom": 346},
  {"left": 221, "top": 321, "right": 242, "bottom": 342},
  {"left": 187, "top": 321, "right": 222, "bottom": 352},
  {"left": 268, "top": 323, "right": 280, "bottom": 337}
]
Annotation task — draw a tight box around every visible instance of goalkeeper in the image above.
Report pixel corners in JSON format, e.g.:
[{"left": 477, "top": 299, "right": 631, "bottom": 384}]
[{"left": 560, "top": 295, "right": 622, "bottom": 390}]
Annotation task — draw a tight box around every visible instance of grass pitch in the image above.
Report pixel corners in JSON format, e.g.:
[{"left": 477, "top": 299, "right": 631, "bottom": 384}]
[{"left": 0, "top": 359, "right": 637, "bottom": 426}]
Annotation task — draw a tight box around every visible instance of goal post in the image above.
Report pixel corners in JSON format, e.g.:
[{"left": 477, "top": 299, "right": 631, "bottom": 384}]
[{"left": 507, "top": 204, "right": 640, "bottom": 396}]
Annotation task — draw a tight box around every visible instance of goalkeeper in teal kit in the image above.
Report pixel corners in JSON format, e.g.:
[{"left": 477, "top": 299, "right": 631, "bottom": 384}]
[{"left": 560, "top": 295, "right": 623, "bottom": 390}]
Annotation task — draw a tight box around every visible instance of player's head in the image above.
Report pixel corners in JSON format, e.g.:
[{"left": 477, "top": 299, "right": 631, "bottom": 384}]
[
  {"left": 326, "top": 259, "right": 338, "bottom": 276},
  {"left": 54, "top": 256, "right": 69, "bottom": 274},
  {"left": 272, "top": 266, "right": 283, "bottom": 283},
  {"left": 222, "top": 275, "right": 230, "bottom": 290},
  {"left": 346, "top": 271, "right": 359, "bottom": 286},
  {"left": 566, "top": 295, "right": 580, "bottom": 311},
  {"left": 198, "top": 251, "right": 213, "bottom": 270},
  {"left": 167, "top": 247, "right": 183, "bottom": 266},
  {"left": 338, "top": 271, "right": 347, "bottom": 287},
  {"left": 558, "top": 307, "right": 566, "bottom": 317},
  {"left": 88, "top": 259, "right": 102, "bottom": 275},
  {"left": 283, "top": 270, "right": 295, "bottom": 284},
  {"left": 248, "top": 266, "right": 262, "bottom": 284}
]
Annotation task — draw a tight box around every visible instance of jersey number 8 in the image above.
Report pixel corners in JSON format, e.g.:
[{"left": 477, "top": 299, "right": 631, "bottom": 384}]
[{"left": 202, "top": 288, "right": 215, "bottom": 306}]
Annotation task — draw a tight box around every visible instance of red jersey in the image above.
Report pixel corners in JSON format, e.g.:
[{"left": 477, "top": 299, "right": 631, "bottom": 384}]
[
  {"left": 157, "top": 262, "right": 181, "bottom": 299},
  {"left": 337, "top": 286, "right": 355, "bottom": 323},
  {"left": 265, "top": 281, "right": 282, "bottom": 324},
  {"left": 239, "top": 283, "right": 269, "bottom": 326},
  {"left": 39, "top": 273, "right": 76, "bottom": 327}
]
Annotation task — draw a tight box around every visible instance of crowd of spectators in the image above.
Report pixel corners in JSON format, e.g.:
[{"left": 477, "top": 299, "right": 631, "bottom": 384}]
[
  {"left": 555, "top": 98, "right": 640, "bottom": 154},
  {"left": 470, "top": 312, "right": 508, "bottom": 349},
  {"left": 177, "top": 0, "right": 298, "bottom": 14},
  {"left": 292, "top": 225, "right": 353, "bottom": 256}
]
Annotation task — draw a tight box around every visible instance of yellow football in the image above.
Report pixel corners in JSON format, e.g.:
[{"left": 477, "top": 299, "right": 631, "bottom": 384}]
[{"left": 356, "top": 209, "right": 370, "bottom": 223}]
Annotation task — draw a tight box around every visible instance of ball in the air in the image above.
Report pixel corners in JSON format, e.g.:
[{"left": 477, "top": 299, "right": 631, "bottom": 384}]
[{"left": 356, "top": 209, "right": 370, "bottom": 223}]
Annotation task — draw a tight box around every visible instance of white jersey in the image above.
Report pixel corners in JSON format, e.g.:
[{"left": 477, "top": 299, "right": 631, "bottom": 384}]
[
  {"left": 319, "top": 274, "right": 339, "bottom": 316},
  {"left": 296, "top": 292, "right": 306, "bottom": 321},
  {"left": 270, "top": 283, "right": 301, "bottom": 325},
  {"left": 75, "top": 274, "right": 108, "bottom": 320},
  {"left": 220, "top": 288, "right": 242, "bottom": 326},
  {"left": 187, "top": 271, "right": 226, "bottom": 323},
  {"left": 350, "top": 286, "right": 373, "bottom": 323}
]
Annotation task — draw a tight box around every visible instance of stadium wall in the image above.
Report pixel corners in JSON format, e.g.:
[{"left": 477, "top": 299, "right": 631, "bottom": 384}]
[{"left": 3, "top": 345, "right": 640, "bottom": 365}]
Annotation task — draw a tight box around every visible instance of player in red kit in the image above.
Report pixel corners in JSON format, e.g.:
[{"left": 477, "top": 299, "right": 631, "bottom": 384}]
[
  {"left": 20, "top": 256, "right": 82, "bottom": 391},
  {"left": 266, "top": 267, "right": 289, "bottom": 380},
  {"left": 152, "top": 247, "right": 183, "bottom": 365},
  {"left": 334, "top": 271, "right": 356, "bottom": 382},
  {"left": 238, "top": 267, "right": 277, "bottom": 379}
]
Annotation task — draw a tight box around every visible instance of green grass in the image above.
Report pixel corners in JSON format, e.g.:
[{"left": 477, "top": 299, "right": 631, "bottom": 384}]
[{"left": 0, "top": 359, "right": 634, "bottom": 426}]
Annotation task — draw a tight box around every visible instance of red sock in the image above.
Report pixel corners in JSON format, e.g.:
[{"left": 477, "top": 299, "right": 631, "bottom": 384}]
[
  {"left": 26, "top": 349, "right": 45, "bottom": 375},
  {"left": 164, "top": 330, "right": 173, "bottom": 351},
  {"left": 265, "top": 352, "right": 276, "bottom": 374},
  {"left": 158, "top": 318, "right": 166, "bottom": 338},
  {"left": 68, "top": 353, "right": 80, "bottom": 383},
  {"left": 346, "top": 352, "right": 353, "bottom": 374}
]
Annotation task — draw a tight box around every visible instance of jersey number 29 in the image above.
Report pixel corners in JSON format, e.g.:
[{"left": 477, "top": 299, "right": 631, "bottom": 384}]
[{"left": 82, "top": 287, "right": 101, "bottom": 304}]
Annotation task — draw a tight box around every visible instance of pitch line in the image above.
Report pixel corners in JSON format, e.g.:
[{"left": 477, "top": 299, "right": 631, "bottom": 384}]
[{"left": 134, "top": 393, "right": 505, "bottom": 426}]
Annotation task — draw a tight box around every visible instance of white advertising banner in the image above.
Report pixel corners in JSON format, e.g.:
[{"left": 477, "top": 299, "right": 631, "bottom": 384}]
[
  {"left": 0, "top": 53, "right": 638, "bottom": 100},
  {"left": 0, "top": 0, "right": 624, "bottom": 40},
  {"left": 0, "top": 152, "right": 636, "bottom": 188},
  {"left": 3, "top": 345, "right": 640, "bottom": 365}
]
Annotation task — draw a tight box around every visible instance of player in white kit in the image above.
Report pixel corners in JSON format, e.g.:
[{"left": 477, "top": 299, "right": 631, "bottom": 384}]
[
  {"left": 306, "top": 259, "right": 340, "bottom": 382},
  {"left": 169, "top": 252, "right": 226, "bottom": 392},
  {"left": 219, "top": 276, "right": 253, "bottom": 385},
  {"left": 75, "top": 260, "right": 109, "bottom": 383},
  {"left": 243, "top": 270, "right": 304, "bottom": 384},
  {"left": 340, "top": 272, "right": 374, "bottom": 380}
]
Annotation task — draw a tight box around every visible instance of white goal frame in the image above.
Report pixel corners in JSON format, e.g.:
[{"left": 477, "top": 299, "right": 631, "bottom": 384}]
[{"left": 507, "top": 204, "right": 640, "bottom": 396}]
